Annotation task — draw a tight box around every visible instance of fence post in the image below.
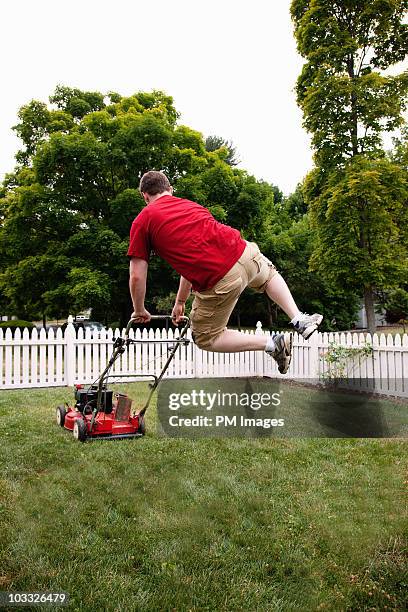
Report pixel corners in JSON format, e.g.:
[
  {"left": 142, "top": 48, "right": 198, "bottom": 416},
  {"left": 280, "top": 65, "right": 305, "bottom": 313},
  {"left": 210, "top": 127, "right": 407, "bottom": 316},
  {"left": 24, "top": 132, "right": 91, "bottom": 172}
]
[
  {"left": 194, "top": 334, "right": 203, "bottom": 378},
  {"left": 308, "top": 330, "right": 320, "bottom": 378},
  {"left": 255, "top": 321, "right": 264, "bottom": 377},
  {"left": 65, "top": 315, "right": 76, "bottom": 386}
]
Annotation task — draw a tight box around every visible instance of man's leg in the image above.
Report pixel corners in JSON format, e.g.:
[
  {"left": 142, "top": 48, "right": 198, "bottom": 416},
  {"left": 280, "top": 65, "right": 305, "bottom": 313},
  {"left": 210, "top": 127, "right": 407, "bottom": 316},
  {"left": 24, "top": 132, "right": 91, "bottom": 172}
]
[
  {"left": 197, "top": 268, "right": 293, "bottom": 375},
  {"left": 209, "top": 282, "right": 322, "bottom": 354},
  {"left": 210, "top": 272, "right": 300, "bottom": 352},
  {"left": 208, "top": 327, "right": 292, "bottom": 376},
  {"left": 210, "top": 329, "right": 267, "bottom": 352},
  {"left": 264, "top": 273, "right": 300, "bottom": 320},
  {"left": 191, "top": 242, "right": 320, "bottom": 373},
  {"left": 191, "top": 264, "right": 272, "bottom": 354},
  {"left": 264, "top": 272, "right": 323, "bottom": 339}
]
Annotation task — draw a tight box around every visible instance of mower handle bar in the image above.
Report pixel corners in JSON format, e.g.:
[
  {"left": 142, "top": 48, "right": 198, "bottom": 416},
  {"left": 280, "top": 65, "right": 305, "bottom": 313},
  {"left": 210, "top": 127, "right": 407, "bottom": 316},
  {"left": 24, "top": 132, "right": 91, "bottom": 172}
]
[
  {"left": 125, "top": 315, "right": 189, "bottom": 338},
  {"left": 131, "top": 314, "right": 189, "bottom": 321}
]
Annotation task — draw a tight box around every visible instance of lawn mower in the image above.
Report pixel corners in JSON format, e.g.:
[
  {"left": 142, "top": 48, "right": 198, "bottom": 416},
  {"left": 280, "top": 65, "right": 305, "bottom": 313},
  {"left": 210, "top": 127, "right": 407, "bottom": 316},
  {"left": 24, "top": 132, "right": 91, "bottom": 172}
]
[{"left": 56, "top": 315, "right": 190, "bottom": 442}]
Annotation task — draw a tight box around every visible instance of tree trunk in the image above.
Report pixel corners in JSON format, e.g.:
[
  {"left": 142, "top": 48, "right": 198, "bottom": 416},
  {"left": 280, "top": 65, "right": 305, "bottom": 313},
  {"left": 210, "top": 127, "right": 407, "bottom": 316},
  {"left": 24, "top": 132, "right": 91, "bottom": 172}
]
[
  {"left": 42, "top": 312, "right": 46, "bottom": 329},
  {"left": 364, "top": 286, "right": 376, "bottom": 335},
  {"left": 266, "top": 297, "right": 274, "bottom": 328},
  {"left": 120, "top": 297, "right": 132, "bottom": 329},
  {"left": 346, "top": 55, "right": 359, "bottom": 156},
  {"left": 236, "top": 309, "right": 241, "bottom": 331}
]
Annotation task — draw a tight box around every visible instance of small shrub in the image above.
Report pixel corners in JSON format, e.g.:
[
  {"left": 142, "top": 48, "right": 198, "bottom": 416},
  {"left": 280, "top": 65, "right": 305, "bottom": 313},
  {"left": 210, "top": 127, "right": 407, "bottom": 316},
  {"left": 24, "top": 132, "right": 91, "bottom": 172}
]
[
  {"left": 320, "top": 341, "right": 374, "bottom": 383},
  {"left": 0, "top": 319, "right": 34, "bottom": 331}
]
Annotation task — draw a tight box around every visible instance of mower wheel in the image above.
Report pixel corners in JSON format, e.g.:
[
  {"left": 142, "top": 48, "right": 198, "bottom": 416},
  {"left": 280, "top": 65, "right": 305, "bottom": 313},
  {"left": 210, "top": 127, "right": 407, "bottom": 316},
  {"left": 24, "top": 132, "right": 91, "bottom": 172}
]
[
  {"left": 138, "top": 415, "right": 146, "bottom": 435},
  {"left": 56, "top": 405, "right": 67, "bottom": 427},
  {"left": 73, "top": 418, "right": 87, "bottom": 442}
]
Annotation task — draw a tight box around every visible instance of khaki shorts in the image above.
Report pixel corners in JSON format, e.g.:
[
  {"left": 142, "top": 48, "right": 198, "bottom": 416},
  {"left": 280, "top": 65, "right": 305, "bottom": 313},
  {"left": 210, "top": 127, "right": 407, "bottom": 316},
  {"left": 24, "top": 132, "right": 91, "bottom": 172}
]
[{"left": 190, "top": 241, "right": 278, "bottom": 349}]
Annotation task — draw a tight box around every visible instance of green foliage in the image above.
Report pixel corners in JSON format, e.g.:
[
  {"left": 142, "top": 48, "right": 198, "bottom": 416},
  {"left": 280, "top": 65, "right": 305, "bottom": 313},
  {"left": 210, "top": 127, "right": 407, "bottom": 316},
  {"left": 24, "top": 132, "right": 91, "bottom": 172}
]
[
  {"left": 205, "top": 135, "right": 240, "bottom": 166},
  {"left": 13, "top": 101, "right": 51, "bottom": 163},
  {"left": 65, "top": 267, "right": 112, "bottom": 314},
  {"left": 306, "top": 156, "right": 408, "bottom": 293},
  {"left": 291, "top": 0, "right": 408, "bottom": 168},
  {"left": 388, "top": 127, "right": 408, "bottom": 169},
  {"left": 381, "top": 287, "right": 408, "bottom": 323},
  {"left": 232, "top": 178, "right": 274, "bottom": 243},
  {"left": 291, "top": 1, "right": 408, "bottom": 332},
  {"left": 264, "top": 214, "right": 361, "bottom": 330},
  {"left": 0, "top": 319, "right": 34, "bottom": 330},
  {"left": 207, "top": 204, "right": 227, "bottom": 222},
  {"left": 107, "top": 321, "right": 120, "bottom": 330},
  {"left": 49, "top": 85, "right": 105, "bottom": 114},
  {"left": 201, "top": 160, "right": 239, "bottom": 209},
  {"left": 0, "top": 82, "right": 377, "bottom": 331},
  {"left": 0, "top": 255, "right": 72, "bottom": 320},
  {"left": 152, "top": 291, "right": 193, "bottom": 317},
  {"left": 175, "top": 126, "right": 206, "bottom": 156},
  {"left": 0, "top": 86, "right": 280, "bottom": 326},
  {"left": 283, "top": 183, "right": 308, "bottom": 220}
]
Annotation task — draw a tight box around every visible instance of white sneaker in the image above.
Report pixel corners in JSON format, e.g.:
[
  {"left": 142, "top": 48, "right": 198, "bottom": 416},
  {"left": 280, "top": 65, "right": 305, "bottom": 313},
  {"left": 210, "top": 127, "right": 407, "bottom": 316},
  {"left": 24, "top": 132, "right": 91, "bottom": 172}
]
[
  {"left": 292, "top": 313, "right": 323, "bottom": 339},
  {"left": 265, "top": 332, "right": 293, "bottom": 374}
]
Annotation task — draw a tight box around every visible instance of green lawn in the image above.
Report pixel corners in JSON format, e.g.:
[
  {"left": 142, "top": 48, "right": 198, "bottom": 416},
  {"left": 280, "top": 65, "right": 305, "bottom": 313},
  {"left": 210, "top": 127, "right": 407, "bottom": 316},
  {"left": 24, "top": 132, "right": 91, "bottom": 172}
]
[{"left": 0, "top": 383, "right": 407, "bottom": 611}]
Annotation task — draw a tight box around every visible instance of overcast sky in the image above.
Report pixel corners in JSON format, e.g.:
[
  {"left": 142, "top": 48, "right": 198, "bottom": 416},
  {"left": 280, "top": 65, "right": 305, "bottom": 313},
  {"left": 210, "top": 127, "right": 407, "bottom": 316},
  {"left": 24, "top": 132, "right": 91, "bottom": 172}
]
[
  {"left": 0, "top": 1, "right": 404, "bottom": 194},
  {"left": 0, "top": 0, "right": 314, "bottom": 194}
]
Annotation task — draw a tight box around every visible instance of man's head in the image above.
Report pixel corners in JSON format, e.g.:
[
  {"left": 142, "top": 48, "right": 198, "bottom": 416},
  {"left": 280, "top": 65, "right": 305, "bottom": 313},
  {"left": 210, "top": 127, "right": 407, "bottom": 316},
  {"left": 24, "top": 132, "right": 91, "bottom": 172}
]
[{"left": 139, "top": 171, "right": 173, "bottom": 203}]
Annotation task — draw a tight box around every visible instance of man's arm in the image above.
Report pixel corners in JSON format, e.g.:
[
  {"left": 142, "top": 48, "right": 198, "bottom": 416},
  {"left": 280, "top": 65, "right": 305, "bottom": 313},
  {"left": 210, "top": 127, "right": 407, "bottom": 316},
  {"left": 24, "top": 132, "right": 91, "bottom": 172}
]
[
  {"left": 176, "top": 276, "right": 192, "bottom": 304},
  {"left": 172, "top": 276, "right": 192, "bottom": 324},
  {"left": 129, "top": 257, "right": 151, "bottom": 323}
]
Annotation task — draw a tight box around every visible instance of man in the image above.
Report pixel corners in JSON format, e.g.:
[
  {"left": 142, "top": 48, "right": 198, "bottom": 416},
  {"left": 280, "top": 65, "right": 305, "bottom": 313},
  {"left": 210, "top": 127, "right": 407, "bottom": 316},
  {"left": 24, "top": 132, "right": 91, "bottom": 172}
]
[{"left": 127, "top": 171, "right": 323, "bottom": 374}]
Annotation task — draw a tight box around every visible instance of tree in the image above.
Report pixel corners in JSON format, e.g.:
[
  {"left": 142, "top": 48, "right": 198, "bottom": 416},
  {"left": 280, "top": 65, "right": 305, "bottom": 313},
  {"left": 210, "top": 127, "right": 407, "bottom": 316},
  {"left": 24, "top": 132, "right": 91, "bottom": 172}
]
[
  {"left": 264, "top": 213, "right": 361, "bottom": 330},
  {"left": 381, "top": 287, "right": 408, "bottom": 323},
  {"left": 388, "top": 126, "right": 408, "bottom": 169},
  {"left": 0, "top": 255, "right": 71, "bottom": 325},
  {"left": 0, "top": 86, "right": 283, "bottom": 327},
  {"left": 0, "top": 87, "right": 198, "bottom": 324},
  {"left": 305, "top": 156, "right": 408, "bottom": 329},
  {"left": 283, "top": 183, "right": 308, "bottom": 220},
  {"left": 205, "top": 135, "right": 240, "bottom": 166},
  {"left": 291, "top": 0, "right": 408, "bottom": 333},
  {"left": 291, "top": 0, "right": 407, "bottom": 168}
]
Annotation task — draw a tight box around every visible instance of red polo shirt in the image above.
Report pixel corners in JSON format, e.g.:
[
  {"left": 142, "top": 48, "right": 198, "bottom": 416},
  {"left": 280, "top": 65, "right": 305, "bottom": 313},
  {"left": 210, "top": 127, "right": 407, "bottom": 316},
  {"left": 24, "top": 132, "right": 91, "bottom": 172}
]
[{"left": 127, "top": 195, "right": 246, "bottom": 292}]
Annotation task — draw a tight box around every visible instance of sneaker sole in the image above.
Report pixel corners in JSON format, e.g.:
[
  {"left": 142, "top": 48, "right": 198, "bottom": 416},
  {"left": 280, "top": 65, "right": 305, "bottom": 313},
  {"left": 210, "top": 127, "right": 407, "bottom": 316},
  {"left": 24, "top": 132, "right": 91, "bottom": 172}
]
[
  {"left": 302, "top": 315, "right": 323, "bottom": 340},
  {"left": 302, "top": 324, "right": 318, "bottom": 340},
  {"left": 279, "top": 332, "right": 293, "bottom": 374}
]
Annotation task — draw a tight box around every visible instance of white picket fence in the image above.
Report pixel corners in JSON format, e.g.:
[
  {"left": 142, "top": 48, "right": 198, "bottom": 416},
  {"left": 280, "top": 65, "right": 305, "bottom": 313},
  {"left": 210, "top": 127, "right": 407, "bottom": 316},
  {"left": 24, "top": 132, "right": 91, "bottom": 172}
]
[{"left": 0, "top": 320, "right": 407, "bottom": 397}]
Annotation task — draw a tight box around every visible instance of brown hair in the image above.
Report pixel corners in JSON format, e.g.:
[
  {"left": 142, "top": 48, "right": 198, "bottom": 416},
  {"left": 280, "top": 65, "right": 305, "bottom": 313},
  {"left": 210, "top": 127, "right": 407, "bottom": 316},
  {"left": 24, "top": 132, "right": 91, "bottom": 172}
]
[{"left": 139, "top": 171, "right": 171, "bottom": 196}]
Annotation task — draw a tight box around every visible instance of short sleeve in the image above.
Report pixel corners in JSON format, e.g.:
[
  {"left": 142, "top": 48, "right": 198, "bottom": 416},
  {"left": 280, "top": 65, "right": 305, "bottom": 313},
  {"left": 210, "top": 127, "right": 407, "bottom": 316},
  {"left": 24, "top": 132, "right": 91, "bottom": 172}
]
[{"left": 127, "top": 210, "right": 150, "bottom": 261}]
